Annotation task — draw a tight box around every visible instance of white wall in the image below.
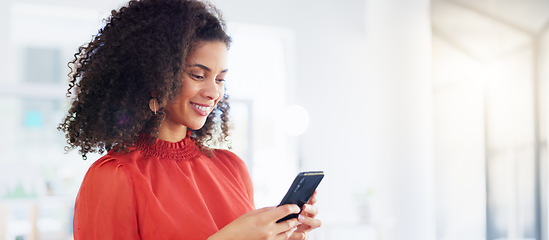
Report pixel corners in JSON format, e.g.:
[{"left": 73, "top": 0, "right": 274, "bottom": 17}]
[{"left": 363, "top": 1, "right": 435, "bottom": 240}]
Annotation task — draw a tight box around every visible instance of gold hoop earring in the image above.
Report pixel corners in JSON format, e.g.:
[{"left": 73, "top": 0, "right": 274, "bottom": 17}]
[{"left": 149, "top": 98, "right": 159, "bottom": 115}]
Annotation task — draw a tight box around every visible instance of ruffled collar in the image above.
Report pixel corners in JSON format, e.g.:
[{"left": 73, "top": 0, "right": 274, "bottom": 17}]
[{"left": 134, "top": 132, "right": 202, "bottom": 160}]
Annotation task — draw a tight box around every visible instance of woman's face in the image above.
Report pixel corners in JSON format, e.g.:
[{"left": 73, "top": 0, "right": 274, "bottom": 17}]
[{"left": 163, "top": 41, "right": 228, "bottom": 131}]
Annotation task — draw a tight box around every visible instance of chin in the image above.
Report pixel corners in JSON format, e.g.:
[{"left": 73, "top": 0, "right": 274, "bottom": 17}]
[{"left": 187, "top": 121, "right": 207, "bottom": 131}]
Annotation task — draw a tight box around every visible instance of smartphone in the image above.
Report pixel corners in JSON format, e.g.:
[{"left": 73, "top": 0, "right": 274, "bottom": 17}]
[{"left": 276, "top": 171, "right": 324, "bottom": 223}]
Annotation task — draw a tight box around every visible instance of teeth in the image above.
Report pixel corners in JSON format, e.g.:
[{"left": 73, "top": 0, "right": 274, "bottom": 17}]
[{"left": 192, "top": 103, "right": 209, "bottom": 111}]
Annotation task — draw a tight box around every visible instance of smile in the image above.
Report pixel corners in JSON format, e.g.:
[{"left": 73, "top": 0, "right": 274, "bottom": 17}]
[{"left": 191, "top": 103, "right": 211, "bottom": 112}]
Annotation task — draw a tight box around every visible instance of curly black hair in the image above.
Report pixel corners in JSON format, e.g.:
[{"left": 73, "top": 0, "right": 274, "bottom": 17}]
[{"left": 58, "top": 0, "right": 232, "bottom": 158}]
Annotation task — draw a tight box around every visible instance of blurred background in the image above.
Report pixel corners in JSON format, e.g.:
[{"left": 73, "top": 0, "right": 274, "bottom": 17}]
[{"left": 0, "top": 0, "right": 547, "bottom": 239}]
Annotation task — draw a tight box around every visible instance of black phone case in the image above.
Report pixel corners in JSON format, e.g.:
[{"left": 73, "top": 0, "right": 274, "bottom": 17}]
[{"left": 277, "top": 171, "right": 324, "bottom": 223}]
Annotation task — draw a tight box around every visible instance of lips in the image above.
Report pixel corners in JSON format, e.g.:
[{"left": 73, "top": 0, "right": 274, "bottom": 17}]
[{"left": 191, "top": 102, "right": 212, "bottom": 116}]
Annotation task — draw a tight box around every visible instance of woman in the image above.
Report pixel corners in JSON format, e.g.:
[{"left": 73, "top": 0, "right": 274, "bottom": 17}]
[{"left": 58, "top": 0, "right": 321, "bottom": 239}]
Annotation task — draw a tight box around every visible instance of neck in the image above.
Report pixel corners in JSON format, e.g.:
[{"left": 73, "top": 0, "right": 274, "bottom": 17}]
[{"left": 157, "top": 123, "right": 188, "bottom": 142}]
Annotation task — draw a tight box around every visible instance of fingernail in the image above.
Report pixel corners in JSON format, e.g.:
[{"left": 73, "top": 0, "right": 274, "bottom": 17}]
[{"left": 298, "top": 215, "right": 304, "bottom": 222}]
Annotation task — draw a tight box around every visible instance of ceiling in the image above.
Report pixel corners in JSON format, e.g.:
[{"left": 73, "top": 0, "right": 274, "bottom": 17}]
[
  {"left": 431, "top": 0, "right": 549, "bottom": 61},
  {"left": 433, "top": 0, "right": 549, "bottom": 34}
]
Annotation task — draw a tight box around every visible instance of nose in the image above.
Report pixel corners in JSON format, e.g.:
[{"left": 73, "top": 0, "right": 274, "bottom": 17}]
[{"left": 201, "top": 77, "right": 221, "bottom": 100}]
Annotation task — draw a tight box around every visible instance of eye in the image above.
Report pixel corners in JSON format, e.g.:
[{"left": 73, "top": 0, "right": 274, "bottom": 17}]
[
  {"left": 216, "top": 72, "right": 227, "bottom": 83},
  {"left": 188, "top": 73, "right": 204, "bottom": 80}
]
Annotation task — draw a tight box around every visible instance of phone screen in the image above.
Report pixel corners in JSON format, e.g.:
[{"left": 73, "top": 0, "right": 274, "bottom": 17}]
[{"left": 277, "top": 171, "right": 324, "bottom": 223}]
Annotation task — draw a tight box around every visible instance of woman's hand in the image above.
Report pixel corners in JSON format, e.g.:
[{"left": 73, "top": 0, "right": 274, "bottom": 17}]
[
  {"left": 209, "top": 204, "right": 302, "bottom": 240},
  {"left": 289, "top": 191, "right": 321, "bottom": 240}
]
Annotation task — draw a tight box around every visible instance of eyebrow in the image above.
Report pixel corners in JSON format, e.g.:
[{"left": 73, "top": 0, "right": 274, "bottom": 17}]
[{"left": 188, "top": 64, "right": 228, "bottom": 73}]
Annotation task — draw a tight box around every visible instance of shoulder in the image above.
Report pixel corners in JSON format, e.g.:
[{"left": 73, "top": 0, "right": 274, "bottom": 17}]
[
  {"left": 212, "top": 149, "right": 246, "bottom": 167},
  {"left": 212, "top": 148, "right": 240, "bottom": 160},
  {"left": 74, "top": 153, "right": 140, "bottom": 238},
  {"left": 87, "top": 155, "right": 122, "bottom": 175},
  {"left": 82, "top": 151, "right": 139, "bottom": 187},
  {"left": 88, "top": 151, "right": 134, "bottom": 172},
  {"left": 211, "top": 149, "right": 250, "bottom": 175}
]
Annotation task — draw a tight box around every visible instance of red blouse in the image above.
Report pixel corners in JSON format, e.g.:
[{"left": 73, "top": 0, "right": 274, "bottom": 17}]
[{"left": 73, "top": 134, "right": 255, "bottom": 240}]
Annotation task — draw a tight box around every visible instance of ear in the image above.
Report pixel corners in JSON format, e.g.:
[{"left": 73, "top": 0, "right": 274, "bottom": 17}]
[{"left": 149, "top": 98, "right": 159, "bottom": 115}]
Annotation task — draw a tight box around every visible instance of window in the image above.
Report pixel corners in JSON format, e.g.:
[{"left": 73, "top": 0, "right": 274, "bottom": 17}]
[{"left": 432, "top": 0, "right": 547, "bottom": 239}]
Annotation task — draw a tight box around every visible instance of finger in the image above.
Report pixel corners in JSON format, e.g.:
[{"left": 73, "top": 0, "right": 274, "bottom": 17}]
[
  {"left": 307, "top": 191, "right": 318, "bottom": 205},
  {"left": 273, "top": 204, "right": 301, "bottom": 220},
  {"left": 300, "top": 204, "right": 318, "bottom": 217},
  {"left": 298, "top": 215, "right": 322, "bottom": 230},
  {"left": 277, "top": 226, "right": 298, "bottom": 240},
  {"left": 295, "top": 223, "right": 312, "bottom": 233},
  {"left": 289, "top": 231, "right": 307, "bottom": 240},
  {"left": 275, "top": 218, "right": 301, "bottom": 234}
]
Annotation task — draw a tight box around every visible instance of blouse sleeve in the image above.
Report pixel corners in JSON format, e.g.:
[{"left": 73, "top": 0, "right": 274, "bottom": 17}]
[
  {"left": 73, "top": 157, "right": 140, "bottom": 240},
  {"left": 215, "top": 149, "right": 255, "bottom": 208},
  {"left": 236, "top": 157, "right": 255, "bottom": 208}
]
